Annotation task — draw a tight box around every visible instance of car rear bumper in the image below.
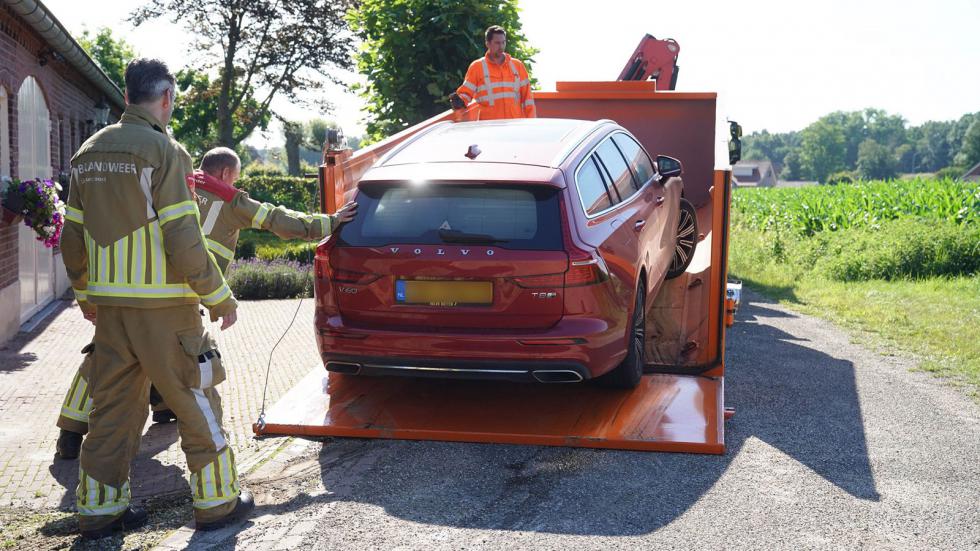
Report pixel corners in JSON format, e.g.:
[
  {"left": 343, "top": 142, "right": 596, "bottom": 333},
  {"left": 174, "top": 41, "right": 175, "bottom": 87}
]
[
  {"left": 315, "top": 308, "right": 627, "bottom": 381},
  {"left": 323, "top": 354, "right": 590, "bottom": 383}
]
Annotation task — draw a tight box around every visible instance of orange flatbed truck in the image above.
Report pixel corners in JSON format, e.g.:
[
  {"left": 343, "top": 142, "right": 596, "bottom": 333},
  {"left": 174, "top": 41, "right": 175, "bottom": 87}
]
[{"left": 253, "top": 37, "right": 741, "bottom": 454}]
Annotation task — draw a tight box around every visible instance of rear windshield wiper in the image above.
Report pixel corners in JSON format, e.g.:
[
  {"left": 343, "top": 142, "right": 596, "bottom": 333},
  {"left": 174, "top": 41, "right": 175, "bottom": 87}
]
[{"left": 438, "top": 229, "right": 509, "bottom": 244}]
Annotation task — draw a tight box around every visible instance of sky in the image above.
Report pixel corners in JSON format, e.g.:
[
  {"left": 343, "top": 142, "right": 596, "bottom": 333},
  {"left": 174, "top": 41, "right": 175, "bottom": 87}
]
[{"left": 41, "top": 0, "right": 980, "bottom": 146}]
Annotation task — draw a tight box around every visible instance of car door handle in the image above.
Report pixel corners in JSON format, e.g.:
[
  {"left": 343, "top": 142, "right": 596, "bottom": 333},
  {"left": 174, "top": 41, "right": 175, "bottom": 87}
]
[
  {"left": 634, "top": 219, "right": 646, "bottom": 231},
  {"left": 654, "top": 196, "right": 665, "bottom": 207}
]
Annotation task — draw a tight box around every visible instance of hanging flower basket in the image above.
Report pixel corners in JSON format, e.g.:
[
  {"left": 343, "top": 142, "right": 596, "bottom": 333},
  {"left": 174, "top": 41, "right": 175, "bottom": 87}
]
[{"left": 1, "top": 176, "right": 66, "bottom": 247}]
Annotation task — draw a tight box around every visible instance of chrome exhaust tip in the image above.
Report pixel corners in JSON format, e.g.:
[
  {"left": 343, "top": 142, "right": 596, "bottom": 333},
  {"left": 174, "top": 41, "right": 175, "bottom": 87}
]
[
  {"left": 532, "top": 370, "right": 584, "bottom": 383},
  {"left": 326, "top": 361, "right": 362, "bottom": 375}
]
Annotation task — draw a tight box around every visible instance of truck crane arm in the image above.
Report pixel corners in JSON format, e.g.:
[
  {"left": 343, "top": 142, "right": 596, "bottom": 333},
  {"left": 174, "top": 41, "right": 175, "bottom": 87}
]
[{"left": 617, "top": 33, "right": 680, "bottom": 90}]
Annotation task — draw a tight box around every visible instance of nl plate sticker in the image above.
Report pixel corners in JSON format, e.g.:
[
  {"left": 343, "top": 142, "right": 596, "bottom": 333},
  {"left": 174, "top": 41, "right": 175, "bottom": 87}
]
[{"left": 395, "top": 280, "right": 407, "bottom": 303}]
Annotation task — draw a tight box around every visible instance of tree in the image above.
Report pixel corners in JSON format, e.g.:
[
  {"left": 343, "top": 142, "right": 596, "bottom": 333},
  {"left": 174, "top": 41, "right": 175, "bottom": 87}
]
[
  {"left": 169, "top": 69, "right": 271, "bottom": 161},
  {"left": 800, "top": 119, "right": 846, "bottom": 183},
  {"left": 781, "top": 150, "right": 803, "bottom": 180},
  {"left": 856, "top": 139, "right": 897, "bottom": 180},
  {"left": 77, "top": 27, "right": 137, "bottom": 92},
  {"left": 307, "top": 118, "right": 333, "bottom": 151},
  {"left": 954, "top": 120, "right": 980, "bottom": 169},
  {"left": 131, "top": 0, "right": 356, "bottom": 149},
  {"left": 283, "top": 120, "right": 305, "bottom": 176},
  {"left": 349, "top": 0, "right": 538, "bottom": 142}
]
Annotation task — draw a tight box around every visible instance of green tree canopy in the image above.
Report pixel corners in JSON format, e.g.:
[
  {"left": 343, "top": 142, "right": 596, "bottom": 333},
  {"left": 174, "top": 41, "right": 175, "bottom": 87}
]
[
  {"left": 856, "top": 139, "right": 897, "bottom": 180},
  {"left": 77, "top": 27, "right": 137, "bottom": 92},
  {"left": 170, "top": 69, "right": 270, "bottom": 162},
  {"left": 131, "top": 0, "right": 356, "bottom": 149},
  {"left": 349, "top": 0, "right": 538, "bottom": 142},
  {"left": 800, "top": 119, "right": 846, "bottom": 183},
  {"left": 954, "top": 120, "right": 980, "bottom": 169}
]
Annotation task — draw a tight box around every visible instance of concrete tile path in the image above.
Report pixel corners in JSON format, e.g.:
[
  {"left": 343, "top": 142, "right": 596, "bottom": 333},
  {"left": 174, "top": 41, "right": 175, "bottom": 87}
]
[{"left": 0, "top": 297, "right": 319, "bottom": 510}]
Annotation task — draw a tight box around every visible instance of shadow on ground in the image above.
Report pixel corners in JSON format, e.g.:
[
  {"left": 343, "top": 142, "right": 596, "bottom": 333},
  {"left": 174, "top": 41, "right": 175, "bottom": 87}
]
[{"left": 194, "top": 290, "right": 880, "bottom": 541}]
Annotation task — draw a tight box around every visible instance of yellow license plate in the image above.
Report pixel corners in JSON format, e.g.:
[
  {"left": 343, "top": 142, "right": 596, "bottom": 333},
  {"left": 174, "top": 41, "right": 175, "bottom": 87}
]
[{"left": 396, "top": 280, "right": 493, "bottom": 306}]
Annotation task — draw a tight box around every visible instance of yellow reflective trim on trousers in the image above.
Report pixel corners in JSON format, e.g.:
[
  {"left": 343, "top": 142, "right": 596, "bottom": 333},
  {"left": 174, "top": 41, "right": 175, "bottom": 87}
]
[
  {"left": 74, "top": 288, "right": 87, "bottom": 302},
  {"left": 206, "top": 239, "right": 234, "bottom": 261},
  {"left": 114, "top": 236, "right": 127, "bottom": 283},
  {"left": 131, "top": 226, "right": 146, "bottom": 284},
  {"left": 66, "top": 206, "right": 83, "bottom": 224},
  {"left": 62, "top": 371, "right": 84, "bottom": 409},
  {"left": 150, "top": 221, "right": 165, "bottom": 285},
  {"left": 158, "top": 200, "right": 199, "bottom": 226},
  {"left": 251, "top": 204, "right": 271, "bottom": 229},
  {"left": 190, "top": 447, "right": 239, "bottom": 510},
  {"left": 200, "top": 283, "right": 231, "bottom": 307},
  {"left": 76, "top": 471, "right": 130, "bottom": 517}
]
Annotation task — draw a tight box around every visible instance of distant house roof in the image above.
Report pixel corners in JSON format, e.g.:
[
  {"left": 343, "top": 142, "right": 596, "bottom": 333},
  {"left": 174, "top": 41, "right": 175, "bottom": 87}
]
[
  {"left": 962, "top": 161, "right": 980, "bottom": 181},
  {"left": 732, "top": 160, "right": 777, "bottom": 187}
]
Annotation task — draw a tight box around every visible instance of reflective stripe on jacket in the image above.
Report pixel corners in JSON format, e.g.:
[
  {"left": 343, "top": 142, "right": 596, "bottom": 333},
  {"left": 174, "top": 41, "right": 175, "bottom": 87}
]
[
  {"left": 60, "top": 105, "right": 236, "bottom": 317},
  {"left": 456, "top": 53, "right": 536, "bottom": 120},
  {"left": 190, "top": 171, "right": 335, "bottom": 273}
]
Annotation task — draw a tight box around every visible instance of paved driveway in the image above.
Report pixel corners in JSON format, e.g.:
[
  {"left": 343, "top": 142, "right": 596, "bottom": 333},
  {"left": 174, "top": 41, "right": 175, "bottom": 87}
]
[{"left": 155, "top": 290, "right": 980, "bottom": 550}]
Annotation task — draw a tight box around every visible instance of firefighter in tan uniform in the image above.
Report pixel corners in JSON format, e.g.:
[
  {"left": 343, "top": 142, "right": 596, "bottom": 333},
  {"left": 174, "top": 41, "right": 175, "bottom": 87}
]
[
  {"left": 60, "top": 59, "right": 246, "bottom": 539},
  {"left": 54, "top": 148, "right": 355, "bottom": 461}
]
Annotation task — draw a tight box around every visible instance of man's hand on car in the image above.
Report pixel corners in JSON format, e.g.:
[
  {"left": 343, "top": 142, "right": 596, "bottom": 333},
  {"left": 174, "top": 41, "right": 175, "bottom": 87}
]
[{"left": 335, "top": 201, "right": 358, "bottom": 225}]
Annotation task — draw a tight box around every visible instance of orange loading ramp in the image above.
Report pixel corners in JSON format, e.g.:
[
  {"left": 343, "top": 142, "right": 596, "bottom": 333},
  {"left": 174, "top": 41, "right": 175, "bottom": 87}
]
[{"left": 254, "top": 81, "right": 734, "bottom": 454}]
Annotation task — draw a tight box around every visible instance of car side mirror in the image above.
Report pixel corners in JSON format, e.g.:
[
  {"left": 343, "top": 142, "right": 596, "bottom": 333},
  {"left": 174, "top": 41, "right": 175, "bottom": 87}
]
[
  {"left": 656, "top": 155, "right": 683, "bottom": 179},
  {"left": 728, "top": 121, "right": 742, "bottom": 165}
]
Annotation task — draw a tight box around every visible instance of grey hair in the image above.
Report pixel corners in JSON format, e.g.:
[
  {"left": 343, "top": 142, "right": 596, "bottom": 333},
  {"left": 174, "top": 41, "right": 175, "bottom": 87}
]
[{"left": 124, "top": 58, "right": 175, "bottom": 105}]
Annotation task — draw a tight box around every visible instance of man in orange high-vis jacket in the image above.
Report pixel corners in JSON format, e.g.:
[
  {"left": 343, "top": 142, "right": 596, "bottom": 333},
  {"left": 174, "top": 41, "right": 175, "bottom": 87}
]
[{"left": 452, "top": 25, "right": 535, "bottom": 120}]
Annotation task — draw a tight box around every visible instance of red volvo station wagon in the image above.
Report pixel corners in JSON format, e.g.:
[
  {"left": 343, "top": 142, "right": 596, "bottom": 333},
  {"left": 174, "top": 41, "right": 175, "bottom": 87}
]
[{"left": 314, "top": 118, "right": 697, "bottom": 388}]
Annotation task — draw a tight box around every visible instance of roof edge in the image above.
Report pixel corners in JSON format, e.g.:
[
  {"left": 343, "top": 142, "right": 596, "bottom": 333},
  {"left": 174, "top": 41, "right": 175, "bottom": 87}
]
[{"left": 4, "top": 0, "right": 125, "bottom": 110}]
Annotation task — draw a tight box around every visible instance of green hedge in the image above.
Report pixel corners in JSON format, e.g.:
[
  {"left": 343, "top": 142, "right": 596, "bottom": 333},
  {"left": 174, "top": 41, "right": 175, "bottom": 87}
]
[
  {"left": 805, "top": 219, "right": 980, "bottom": 281},
  {"left": 256, "top": 242, "right": 317, "bottom": 263},
  {"left": 236, "top": 175, "right": 319, "bottom": 213}
]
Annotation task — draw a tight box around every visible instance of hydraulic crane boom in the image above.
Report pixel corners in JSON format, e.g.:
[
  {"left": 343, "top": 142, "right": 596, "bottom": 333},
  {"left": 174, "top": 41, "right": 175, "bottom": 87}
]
[{"left": 617, "top": 33, "right": 680, "bottom": 90}]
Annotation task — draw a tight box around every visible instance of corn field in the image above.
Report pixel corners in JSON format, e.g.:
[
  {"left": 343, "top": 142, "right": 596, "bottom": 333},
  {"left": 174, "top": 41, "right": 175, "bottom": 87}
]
[{"left": 731, "top": 178, "right": 980, "bottom": 236}]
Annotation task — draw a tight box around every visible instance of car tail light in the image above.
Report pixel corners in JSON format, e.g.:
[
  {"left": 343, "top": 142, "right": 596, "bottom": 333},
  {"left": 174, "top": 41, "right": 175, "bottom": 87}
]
[
  {"left": 565, "top": 257, "right": 608, "bottom": 287},
  {"left": 510, "top": 273, "right": 564, "bottom": 288},
  {"left": 559, "top": 197, "right": 609, "bottom": 287},
  {"left": 331, "top": 269, "right": 379, "bottom": 285}
]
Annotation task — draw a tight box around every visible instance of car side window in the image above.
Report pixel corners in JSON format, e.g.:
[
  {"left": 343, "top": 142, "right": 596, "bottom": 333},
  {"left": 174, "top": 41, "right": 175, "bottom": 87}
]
[
  {"left": 612, "top": 133, "right": 655, "bottom": 188},
  {"left": 576, "top": 155, "right": 615, "bottom": 216},
  {"left": 595, "top": 137, "right": 637, "bottom": 202}
]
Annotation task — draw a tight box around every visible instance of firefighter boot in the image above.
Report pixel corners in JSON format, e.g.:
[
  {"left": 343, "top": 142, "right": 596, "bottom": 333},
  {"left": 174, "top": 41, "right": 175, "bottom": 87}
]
[
  {"left": 56, "top": 429, "right": 83, "bottom": 460},
  {"left": 150, "top": 385, "right": 177, "bottom": 423},
  {"left": 195, "top": 489, "right": 255, "bottom": 531},
  {"left": 81, "top": 506, "right": 148, "bottom": 540}
]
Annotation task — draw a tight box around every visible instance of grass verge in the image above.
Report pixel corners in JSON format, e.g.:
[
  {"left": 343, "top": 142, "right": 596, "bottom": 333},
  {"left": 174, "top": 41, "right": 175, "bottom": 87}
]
[{"left": 731, "top": 226, "right": 980, "bottom": 397}]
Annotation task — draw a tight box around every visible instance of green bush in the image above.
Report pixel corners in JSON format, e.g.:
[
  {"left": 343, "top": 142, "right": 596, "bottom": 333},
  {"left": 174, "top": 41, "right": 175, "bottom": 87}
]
[
  {"left": 256, "top": 242, "right": 317, "bottom": 263},
  {"left": 826, "top": 171, "right": 854, "bottom": 185},
  {"left": 236, "top": 175, "right": 319, "bottom": 213},
  {"left": 235, "top": 239, "right": 256, "bottom": 260},
  {"left": 802, "top": 219, "right": 980, "bottom": 281},
  {"left": 935, "top": 166, "right": 965, "bottom": 181},
  {"left": 226, "top": 258, "right": 313, "bottom": 299}
]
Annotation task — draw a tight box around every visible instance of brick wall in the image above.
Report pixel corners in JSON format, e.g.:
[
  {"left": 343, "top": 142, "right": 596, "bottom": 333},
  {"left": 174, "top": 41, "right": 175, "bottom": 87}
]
[{"left": 0, "top": 4, "right": 123, "bottom": 292}]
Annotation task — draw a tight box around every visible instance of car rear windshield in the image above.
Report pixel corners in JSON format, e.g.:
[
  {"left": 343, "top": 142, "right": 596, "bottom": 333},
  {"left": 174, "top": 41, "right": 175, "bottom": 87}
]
[{"left": 337, "top": 183, "right": 563, "bottom": 250}]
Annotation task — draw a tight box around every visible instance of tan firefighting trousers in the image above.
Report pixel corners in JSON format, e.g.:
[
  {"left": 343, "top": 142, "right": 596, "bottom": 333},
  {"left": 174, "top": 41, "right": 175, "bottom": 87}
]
[
  {"left": 57, "top": 349, "right": 170, "bottom": 435},
  {"left": 76, "top": 304, "right": 239, "bottom": 530}
]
